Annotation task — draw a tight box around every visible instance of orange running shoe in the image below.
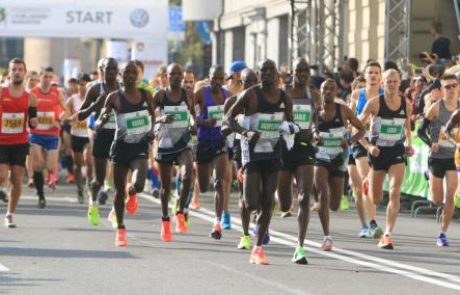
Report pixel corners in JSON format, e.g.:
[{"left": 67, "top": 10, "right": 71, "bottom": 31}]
[
  {"left": 66, "top": 173, "right": 75, "bottom": 184},
  {"left": 378, "top": 235, "right": 394, "bottom": 250},
  {"left": 249, "top": 246, "right": 270, "bottom": 265},
  {"left": 161, "top": 220, "right": 173, "bottom": 242},
  {"left": 115, "top": 228, "right": 128, "bottom": 246},
  {"left": 175, "top": 212, "right": 188, "bottom": 233},
  {"left": 125, "top": 185, "right": 138, "bottom": 215},
  {"left": 190, "top": 196, "right": 200, "bottom": 209}
]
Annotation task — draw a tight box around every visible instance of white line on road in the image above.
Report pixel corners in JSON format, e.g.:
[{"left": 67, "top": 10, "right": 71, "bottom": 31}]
[
  {"left": 139, "top": 193, "right": 460, "bottom": 292},
  {"left": 0, "top": 263, "right": 9, "bottom": 272}
]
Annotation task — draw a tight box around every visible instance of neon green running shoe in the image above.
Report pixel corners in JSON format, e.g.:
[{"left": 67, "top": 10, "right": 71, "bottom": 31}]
[
  {"left": 340, "top": 194, "right": 349, "bottom": 211},
  {"left": 237, "top": 235, "right": 251, "bottom": 250},
  {"left": 87, "top": 205, "right": 100, "bottom": 226},
  {"left": 292, "top": 246, "right": 308, "bottom": 264}
]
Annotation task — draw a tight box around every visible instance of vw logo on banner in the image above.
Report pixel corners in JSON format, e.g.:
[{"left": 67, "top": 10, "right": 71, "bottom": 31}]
[{"left": 130, "top": 9, "right": 149, "bottom": 28}]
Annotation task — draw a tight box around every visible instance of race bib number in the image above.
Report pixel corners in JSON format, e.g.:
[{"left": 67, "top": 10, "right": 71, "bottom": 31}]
[
  {"left": 164, "top": 105, "right": 190, "bottom": 128},
  {"left": 1, "top": 112, "right": 24, "bottom": 134},
  {"left": 207, "top": 105, "right": 224, "bottom": 127},
  {"left": 293, "top": 105, "right": 312, "bottom": 129},
  {"left": 37, "top": 111, "right": 54, "bottom": 130},
  {"left": 73, "top": 120, "right": 87, "bottom": 130},
  {"left": 256, "top": 113, "right": 283, "bottom": 139},
  {"left": 126, "top": 110, "right": 151, "bottom": 136},
  {"left": 318, "top": 130, "right": 344, "bottom": 156},
  {"left": 378, "top": 118, "right": 404, "bottom": 141}
]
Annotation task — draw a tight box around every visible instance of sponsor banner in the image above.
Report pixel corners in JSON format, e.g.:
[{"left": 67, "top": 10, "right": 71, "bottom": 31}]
[
  {"left": 131, "top": 39, "right": 167, "bottom": 80},
  {"left": 0, "top": 0, "right": 167, "bottom": 39}
]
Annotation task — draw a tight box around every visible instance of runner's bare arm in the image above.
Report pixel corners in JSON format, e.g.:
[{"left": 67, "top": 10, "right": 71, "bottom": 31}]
[
  {"left": 77, "top": 84, "right": 100, "bottom": 121},
  {"left": 94, "top": 91, "right": 116, "bottom": 130},
  {"left": 283, "top": 93, "right": 294, "bottom": 122},
  {"left": 343, "top": 105, "right": 365, "bottom": 144},
  {"left": 57, "top": 91, "right": 70, "bottom": 121},
  {"left": 445, "top": 109, "right": 460, "bottom": 142},
  {"left": 405, "top": 99, "right": 413, "bottom": 148},
  {"left": 358, "top": 97, "right": 378, "bottom": 149},
  {"left": 194, "top": 87, "right": 215, "bottom": 127}
]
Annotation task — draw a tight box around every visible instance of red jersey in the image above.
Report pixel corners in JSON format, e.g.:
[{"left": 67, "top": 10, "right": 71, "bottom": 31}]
[
  {"left": 0, "top": 87, "right": 29, "bottom": 145},
  {"left": 30, "top": 86, "right": 61, "bottom": 137}
]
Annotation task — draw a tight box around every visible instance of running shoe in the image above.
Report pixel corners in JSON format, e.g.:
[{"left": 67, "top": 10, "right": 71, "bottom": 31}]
[
  {"left": 249, "top": 246, "right": 270, "bottom": 265},
  {"left": 98, "top": 189, "right": 108, "bottom": 206},
  {"left": 358, "top": 226, "right": 370, "bottom": 238},
  {"left": 222, "top": 211, "right": 231, "bottom": 230},
  {"left": 87, "top": 205, "right": 100, "bottom": 226},
  {"left": 0, "top": 187, "right": 8, "bottom": 203},
  {"left": 27, "top": 178, "right": 34, "bottom": 188},
  {"left": 280, "top": 211, "right": 293, "bottom": 218},
  {"left": 369, "top": 223, "right": 383, "bottom": 239},
  {"left": 378, "top": 235, "right": 394, "bottom": 250},
  {"left": 107, "top": 208, "right": 118, "bottom": 229},
  {"left": 152, "top": 188, "right": 159, "bottom": 199},
  {"left": 340, "top": 194, "right": 349, "bottom": 211},
  {"left": 115, "top": 227, "right": 127, "bottom": 246},
  {"left": 66, "top": 173, "right": 75, "bottom": 184},
  {"left": 237, "top": 235, "right": 251, "bottom": 250},
  {"left": 322, "top": 237, "right": 333, "bottom": 251},
  {"left": 125, "top": 186, "right": 138, "bottom": 215},
  {"left": 4, "top": 214, "right": 16, "bottom": 228},
  {"left": 210, "top": 223, "right": 222, "bottom": 240},
  {"left": 292, "top": 246, "right": 308, "bottom": 265},
  {"left": 190, "top": 196, "right": 200, "bottom": 209},
  {"left": 262, "top": 232, "right": 270, "bottom": 245},
  {"left": 175, "top": 212, "right": 188, "bottom": 234},
  {"left": 77, "top": 189, "right": 85, "bottom": 204},
  {"left": 161, "top": 220, "right": 173, "bottom": 242},
  {"left": 436, "top": 233, "right": 449, "bottom": 247},
  {"left": 48, "top": 172, "right": 58, "bottom": 191},
  {"left": 38, "top": 197, "right": 46, "bottom": 209}
]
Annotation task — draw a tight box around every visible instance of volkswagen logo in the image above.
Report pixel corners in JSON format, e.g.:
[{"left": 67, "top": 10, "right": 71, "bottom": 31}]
[{"left": 130, "top": 9, "right": 149, "bottom": 28}]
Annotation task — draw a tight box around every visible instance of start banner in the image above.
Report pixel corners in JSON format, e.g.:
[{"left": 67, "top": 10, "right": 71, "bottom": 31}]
[{"left": 0, "top": 0, "right": 167, "bottom": 39}]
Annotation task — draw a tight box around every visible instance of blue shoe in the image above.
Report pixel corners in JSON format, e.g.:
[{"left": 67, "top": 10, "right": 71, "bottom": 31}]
[
  {"left": 437, "top": 233, "right": 449, "bottom": 247},
  {"left": 358, "top": 226, "right": 370, "bottom": 238},
  {"left": 222, "top": 211, "right": 231, "bottom": 230}
]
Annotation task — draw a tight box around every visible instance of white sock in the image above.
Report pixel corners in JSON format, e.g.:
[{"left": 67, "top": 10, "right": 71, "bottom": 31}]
[
  {"left": 324, "top": 235, "right": 332, "bottom": 241},
  {"left": 384, "top": 230, "right": 391, "bottom": 236}
]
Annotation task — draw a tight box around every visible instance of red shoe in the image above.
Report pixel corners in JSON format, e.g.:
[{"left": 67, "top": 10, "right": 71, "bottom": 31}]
[
  {"left": 115, "top": 228, "right": 128, "bottom": 246},
  {"left": 48, "top": 172, "right": 59, "bottom": 190},
  {"left": 125, "top": 185, "right": 138, "bottom": 215},
  {"left": 161, "top": 220, "right": 173, "bottom": 242},
  {"left": 66, "top": 173, "right": 75, "bottom": 184},
  {"left": 249, "top": 246, "right": 270, "bottom": 265},
  {"left": 378, "top": 235, "right": 394, "bottom": 250},
  {"left": 175, "top": 212, "right": 188, "bottom": 233}
]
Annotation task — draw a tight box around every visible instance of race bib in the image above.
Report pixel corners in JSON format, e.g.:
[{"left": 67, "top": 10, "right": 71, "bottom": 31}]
[
  {"left": 1, "top": 112, "right": 24, "bottom": 134},
  {"left": 317, "top": 129, "right": 344, "bottom": 157},
  {"left": 293, "top": 105, "right": 312, "bottom": 129},
  {"left": 256, "top": 113, "right": 283, "bottom": 139},
  {"left": 125, "top": 110, "right": 151, "bottom": 137},
  {"left": 378, "top": 118, "right": 404, "bottom": 141},
  {"left": 73, "top": 120, "right": 87, "bottom": 130},
  {"left": 207, "top": 105, "right": 224, "bottom": 127},
  {"left": 164, "top": 105, "right": 190, "bottom": 128},
  {"left": 37, "top": 111, "right": 54, "bottom": 130}
]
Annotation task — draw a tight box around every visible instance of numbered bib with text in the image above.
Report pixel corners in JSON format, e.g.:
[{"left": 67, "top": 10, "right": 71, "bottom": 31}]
[
  {"left": 378, "top": 118, "right": 404, "bottom": 141},
  {"left": 164, "top": 105, "right": 190, "bottom": 128},
  {"left": 207, "top": 105, "right": 224, "bottom": 127},
  {"left": 293, "top": 105, "right": 312, "bottom": 129},
  {"left": 1, "top": 113, "right": 24, "bottom": 134},
  {"left": 37, "top": 111, "right": 54, "bottom": 130}
]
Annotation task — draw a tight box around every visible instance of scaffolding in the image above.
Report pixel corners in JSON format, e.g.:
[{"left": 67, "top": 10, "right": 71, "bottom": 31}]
[
  {"left": 289, "top": 0, "right": 345, "bottom": 73},
  {"left": 384, "top": 0, "right": 411, "bottom": 63}
]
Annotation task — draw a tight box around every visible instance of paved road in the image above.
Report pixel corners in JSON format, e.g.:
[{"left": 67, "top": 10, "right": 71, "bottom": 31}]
[{"left": 1, "top": 183, "right": 460, "bottom": 295}]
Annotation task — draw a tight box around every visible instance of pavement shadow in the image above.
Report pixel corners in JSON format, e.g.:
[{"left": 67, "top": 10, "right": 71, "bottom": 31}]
[
  {"left": 0, "top": 247, "right": 136, "bottom": 259},
  {"left": 0, "top": 273, "right": 61, "bottom": 293}
]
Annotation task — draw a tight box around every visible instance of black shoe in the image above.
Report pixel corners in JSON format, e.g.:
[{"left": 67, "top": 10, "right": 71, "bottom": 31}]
[
  {"left": 0, "top": 189, "right": 8, "bottom": 203},
  {"left": 98, "top": 190, "right": 108, "bottom": 205},
  {"left": 38, "top": 198, "right": 46, "bottom": 209},
  {"left": 77, "top": 189, "right": 84, "bottom": 204}
]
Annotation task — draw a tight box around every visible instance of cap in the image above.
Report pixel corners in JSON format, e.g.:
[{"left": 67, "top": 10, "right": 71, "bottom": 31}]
[{"left": 227, "top": 61, "right": 247, "bottom": 80}]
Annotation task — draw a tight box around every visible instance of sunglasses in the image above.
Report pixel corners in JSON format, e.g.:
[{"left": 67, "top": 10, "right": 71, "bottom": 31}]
[{"left": 443, "top": 84, "right": 458, "bottom": 90}]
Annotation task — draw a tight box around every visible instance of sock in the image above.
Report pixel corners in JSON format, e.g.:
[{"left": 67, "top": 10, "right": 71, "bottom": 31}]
[
  {"left": 324, "top": 235, "right": 332, "bottom": 241},
  {"left": 33, "top": 171, "right": 44, "bottom": 199},
  {"left": 384, "top": 230, "right": 391, "bottom": 236},
  {"left": 162, "top": 216, "right": 170, "bottom": 222}
]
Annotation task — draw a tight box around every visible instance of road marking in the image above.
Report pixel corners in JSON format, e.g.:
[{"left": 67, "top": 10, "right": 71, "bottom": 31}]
[
  {"left": 0, "top": 263, "right": 9, "bottom": 272},
  {"left": 139, "top": 193, "right": 460, "bottom": 291}
]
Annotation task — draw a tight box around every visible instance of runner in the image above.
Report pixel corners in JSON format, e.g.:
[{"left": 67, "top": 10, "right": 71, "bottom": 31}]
[
  {"left": 358, "top": 69, "right": 414, "bottom": 250},
  {"left": 67, "top": 74, "right": 94, "bottom": 208},
  {"left": 194, "top": 65, "right": 229, "bottom": 240},
  {"left": 29, "top": 67, "right": 68, "bottom": 208},
  {"left": 349, "top": 61, "right": 384, "bottom": 238},
  {"left": 153, "top": 63, "right": 195, "bottom": 241},
  {"left": 314, "top": 78, "right": 365, "bottom": 251},
  {"left": 223, "top": 68, "right": 258, "bottom": 249},
  {"left": 1, "top": 58, "right": 38, "bottom": 227},
  {"left": 224, "top": 59, "right": 293, "bottom": 265},
  {"left": 95, "top": 61, "right": 155, "bottom": 246},
  {"left": 420, "top": 74, "right": 459, "bottom": 246},
  {"left": 77, "top": 58, "right": 120, "bottom": 225}
]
